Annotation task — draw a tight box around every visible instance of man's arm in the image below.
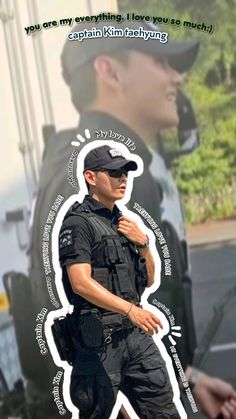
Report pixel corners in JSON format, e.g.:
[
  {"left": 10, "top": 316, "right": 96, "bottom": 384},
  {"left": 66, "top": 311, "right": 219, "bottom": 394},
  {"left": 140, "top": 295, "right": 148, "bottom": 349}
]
[
  {"left": 117, "top": 215, "right": 155, "bottom": 286},
  {"left": 66, "top": 262, "right": 162, "bottom": 335},
  {"left": 185, "top": 366, "right": 236, "bottom": 419},
  {"left": 138, "top": 246, "right": 155, "bottom": 287}
]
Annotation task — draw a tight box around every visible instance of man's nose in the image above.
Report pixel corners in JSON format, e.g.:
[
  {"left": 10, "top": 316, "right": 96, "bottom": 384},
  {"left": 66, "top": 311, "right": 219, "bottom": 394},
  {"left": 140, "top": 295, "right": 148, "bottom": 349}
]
[{"left": 120, "top": 172, "right": 128, "bottom": 181}]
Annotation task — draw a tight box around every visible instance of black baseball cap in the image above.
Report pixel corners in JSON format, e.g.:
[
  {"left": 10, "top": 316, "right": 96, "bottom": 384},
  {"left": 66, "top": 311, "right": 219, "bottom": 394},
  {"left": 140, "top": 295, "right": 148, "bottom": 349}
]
[
  {"left": 83, "top": 145, "right": 137, "bottom": 172},
  {"left": 61, "top": 18, "right": 199, "bottom": 84}
]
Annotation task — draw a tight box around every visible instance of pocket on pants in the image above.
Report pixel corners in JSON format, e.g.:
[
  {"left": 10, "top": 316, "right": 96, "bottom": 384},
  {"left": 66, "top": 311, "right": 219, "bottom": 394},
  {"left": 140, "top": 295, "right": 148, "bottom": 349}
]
[
  {"left": 141, "top": 359, "right": 168, "bottom": 389},
  {"left": 148, "top": 366, "right": 168, "bottom": 388}
]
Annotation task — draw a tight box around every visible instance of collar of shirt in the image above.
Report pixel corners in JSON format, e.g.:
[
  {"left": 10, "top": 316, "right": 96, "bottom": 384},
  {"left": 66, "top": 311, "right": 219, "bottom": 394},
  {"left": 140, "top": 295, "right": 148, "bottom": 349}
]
[
  {"left": 83, "top": 195, "right": 121, "bottom": 224},
  {"left": 78, "top": 111, "right": 153, "bottom": 167}
]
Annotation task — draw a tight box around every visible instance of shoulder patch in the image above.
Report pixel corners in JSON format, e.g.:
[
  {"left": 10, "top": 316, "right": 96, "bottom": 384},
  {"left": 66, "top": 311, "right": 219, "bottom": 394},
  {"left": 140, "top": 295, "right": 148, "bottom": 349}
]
[{"left": 59, "top": 229, "right": 73, "bottom": 249}]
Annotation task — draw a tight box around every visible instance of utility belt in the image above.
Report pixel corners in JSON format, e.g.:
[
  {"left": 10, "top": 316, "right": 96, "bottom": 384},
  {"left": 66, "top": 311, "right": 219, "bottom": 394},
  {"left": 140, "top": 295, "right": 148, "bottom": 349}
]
[{"left": 52, "top": 307, "right": 136, "bottom": 365}]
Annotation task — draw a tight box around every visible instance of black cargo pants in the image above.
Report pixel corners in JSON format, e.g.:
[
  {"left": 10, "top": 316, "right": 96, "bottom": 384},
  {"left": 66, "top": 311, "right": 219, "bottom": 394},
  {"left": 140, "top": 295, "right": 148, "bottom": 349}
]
[{"left": 70, "top": 326, "right": 181, "bottom": 419}]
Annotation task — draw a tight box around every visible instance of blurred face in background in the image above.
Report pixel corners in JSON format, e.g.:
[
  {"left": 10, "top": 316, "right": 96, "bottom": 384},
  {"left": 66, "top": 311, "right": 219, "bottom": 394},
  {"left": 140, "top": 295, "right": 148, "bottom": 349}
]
[
  {"left": 93, "top": 50, "right": 184, "bottom": 137},
  {"left": 117, "top": 51, "right": 183, "bottom": 130}
]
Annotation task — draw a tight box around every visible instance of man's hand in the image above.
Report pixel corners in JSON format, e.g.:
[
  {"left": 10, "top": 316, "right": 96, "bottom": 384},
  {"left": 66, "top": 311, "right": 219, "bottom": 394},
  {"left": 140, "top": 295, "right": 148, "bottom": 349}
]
[
  {"left": 117, "top": 215, "right": 147, "bottom": 246},
  {"left": 127, "top": 304, "right": 163, "bottom": 335},
  {"left": 118, "top": 215, "right": 155, "bottom": 286},
  {"left": 191, "top": 369, "right": 236, "bottom": 418}
]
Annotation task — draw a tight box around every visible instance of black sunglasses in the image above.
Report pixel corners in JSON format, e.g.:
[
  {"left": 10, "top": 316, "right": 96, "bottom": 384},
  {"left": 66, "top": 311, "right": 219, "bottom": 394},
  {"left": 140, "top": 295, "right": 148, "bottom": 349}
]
[{"left": 99, "top": 168, "right": 128, "bottom": 178}]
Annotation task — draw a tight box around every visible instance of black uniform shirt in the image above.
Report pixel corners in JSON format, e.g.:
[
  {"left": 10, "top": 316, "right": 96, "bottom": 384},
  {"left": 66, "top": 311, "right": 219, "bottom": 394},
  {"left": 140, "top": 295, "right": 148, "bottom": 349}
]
[{"left": 59, "top": 195, "right": 138, "bottom": 310}]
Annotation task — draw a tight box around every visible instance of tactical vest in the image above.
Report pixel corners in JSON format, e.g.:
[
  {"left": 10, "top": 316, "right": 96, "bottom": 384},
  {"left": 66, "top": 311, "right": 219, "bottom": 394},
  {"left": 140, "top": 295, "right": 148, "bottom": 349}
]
[{"left": 61, "top": 202, "right": 148, "bottom": 311}]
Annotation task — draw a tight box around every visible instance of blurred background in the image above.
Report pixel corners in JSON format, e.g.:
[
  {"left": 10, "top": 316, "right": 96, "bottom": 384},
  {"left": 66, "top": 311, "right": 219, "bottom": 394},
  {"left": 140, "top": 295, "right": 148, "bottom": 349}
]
[{"left": 0, "top": 0, "right": 235, "bottom": 418}]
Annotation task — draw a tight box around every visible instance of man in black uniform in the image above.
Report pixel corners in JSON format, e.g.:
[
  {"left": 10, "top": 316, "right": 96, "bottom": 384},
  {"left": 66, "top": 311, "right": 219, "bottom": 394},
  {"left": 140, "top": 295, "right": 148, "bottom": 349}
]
[
  {"left": 59, "top": 144, "right": 181, "bottom": 419},
  {"left": 60, "top": 19, "right": 236, "bottom": 419}
]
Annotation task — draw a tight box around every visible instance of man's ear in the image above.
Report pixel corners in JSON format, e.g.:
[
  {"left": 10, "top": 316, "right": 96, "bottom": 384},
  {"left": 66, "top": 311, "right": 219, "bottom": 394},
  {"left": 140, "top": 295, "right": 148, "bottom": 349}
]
[
  {"left": 84, "top": 170, "right": 97, "bottom": 187},
  {"left": 93, "top": 56, "right": 121, "bottom": 89}
]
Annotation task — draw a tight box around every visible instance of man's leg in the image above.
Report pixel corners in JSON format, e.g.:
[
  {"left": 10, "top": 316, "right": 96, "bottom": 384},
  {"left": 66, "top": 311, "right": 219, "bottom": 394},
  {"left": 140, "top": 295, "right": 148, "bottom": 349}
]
[
  {"left": 121, "top": 329, "right": 181, "bottom": 419},
  {"left": 70, "top": 368, "right": 120, "bottom": 419},
  {"left": 70, "top": 334, "right": 123, "bottom": 419}
]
